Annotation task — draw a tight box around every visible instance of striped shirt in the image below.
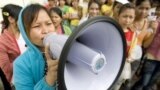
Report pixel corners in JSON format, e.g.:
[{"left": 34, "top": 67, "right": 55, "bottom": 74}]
[{"left": 0, "top": 29, "right": 20, "bottom": 83}]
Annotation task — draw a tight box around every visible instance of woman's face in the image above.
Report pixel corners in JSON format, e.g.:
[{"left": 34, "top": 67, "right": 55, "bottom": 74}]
[
  {"left": 88, "top": 3, "right": 100, "bottom": 18},
  {"left": 50, "top": 11, "right": 62, "bottom": 28},
  {"left": 59, "top": 0, "right": 65, "bottom": 6},
  {"left": 118, "top": 9, "right": 135, "bottom": 28},
  {"left": 9, "top": 16, "right": 18, "bottom": 29},
  {"left": 72, "top": 0, "right": 79, "bottom": 7},
  {"left": 30, "top": 9, "right": 55, "bottom": 47},
  {"left": 136, "top": 1, "right": 151, "bottom": 18}
]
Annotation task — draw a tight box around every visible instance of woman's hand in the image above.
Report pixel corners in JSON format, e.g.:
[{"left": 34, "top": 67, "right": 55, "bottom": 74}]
[{"left": 45, "top": 45, "right": 59, "bottom": 86}]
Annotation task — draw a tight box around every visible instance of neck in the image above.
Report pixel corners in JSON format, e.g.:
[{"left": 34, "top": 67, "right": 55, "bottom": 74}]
[
  {"left": 55, "top": 25, "right": 61, "bottom": 30},
  {"left": 60, "top": 4, "right": 64, "bottom": 7},
  {"left": 8, "top": 25, "right": 19, "bottom": 37},
  {"left": 122, "top": 27, "right": 128, "bottom": 32}
]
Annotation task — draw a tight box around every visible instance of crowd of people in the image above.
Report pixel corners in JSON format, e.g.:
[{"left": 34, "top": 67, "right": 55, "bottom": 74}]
[{"left": 0, "top": 0, "right": 160, "bottom": 90}]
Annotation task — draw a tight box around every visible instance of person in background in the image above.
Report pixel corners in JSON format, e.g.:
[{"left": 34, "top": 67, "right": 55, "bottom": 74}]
[
  {"left": 79, "top": 0, "right": 101, "bottom": 24},
  {"left": 58, "top": 0, "right": 70, "bottom": 27},
  {"left": 0, "top": 4, "right": 26, "bottom": 86},
  {"left": 101, "top": 0, "right": 115, "bottom": 17},
  {"left": 13, "top": 4, "right": 58, "bottom": 90},
  {"left": 131, "top": 0, "right": 160, "bottom": 89},
  {"left": 49, "top": 7, "right": 72, "bottom": 35},
  {"left": 112, "top": 0, "right": 123, "bottom": 20},
  {"left": 44, "top": 0, "right": 59, "bottom": 10},
  {"left": 112, "top": 0, "right": 130, "bottom": 20},
  {"left": 113, "top": 3, "right": 145, "bottom": 90},
  {"left": 68, "top": 0, "right": 83, "bottom": 31},
  {"left": 131, "top": 17, "right": 159, "bottom": 90}
]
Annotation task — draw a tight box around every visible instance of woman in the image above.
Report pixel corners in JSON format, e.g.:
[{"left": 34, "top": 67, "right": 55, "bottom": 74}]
[
  {"left": 68, "top": 0, "right": 83, "bottom": 31},
  {"left": 113, "top": 3, "right": 137, "bottom": 90},
  {"left": 13, "top": 4, "right": 58, "bottom": 90},
  {"left": 131, "top": 0, "right": 160, "bottom": 90},
  {"left": 49, "top": 7, "right": 72, "bottom": 35},
  {"left": 0, "top": 4, "right": 26, "bottom": 84},
  {"left": 79, "top": 0, "right": 101, "bottom": 25}
]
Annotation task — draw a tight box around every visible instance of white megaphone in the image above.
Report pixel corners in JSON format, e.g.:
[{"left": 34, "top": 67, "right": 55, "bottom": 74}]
[{"left": 43, "top": 16, "right": 126, "bottom": 90}]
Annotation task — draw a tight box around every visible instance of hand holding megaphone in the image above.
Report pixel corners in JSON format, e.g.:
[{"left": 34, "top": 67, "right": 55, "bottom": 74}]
[{"left": 44, "top": 44, "right": 59, "bottom": 86}]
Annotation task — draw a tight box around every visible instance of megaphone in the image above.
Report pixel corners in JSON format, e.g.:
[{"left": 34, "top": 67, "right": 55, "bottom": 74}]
[{"left": 43, "top": 16, "right": 126, "bottom": 90}]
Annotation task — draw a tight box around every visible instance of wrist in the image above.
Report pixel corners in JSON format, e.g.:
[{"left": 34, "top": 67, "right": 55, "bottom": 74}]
[{"left": 45, "top": 75, "right": 56, "bottom": 86}]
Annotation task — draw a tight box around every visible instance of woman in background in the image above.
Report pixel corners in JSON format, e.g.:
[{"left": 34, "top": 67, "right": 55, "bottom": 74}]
[
  {"left": 0, "top": 4, "right": 26, "bottom": 85},
  {"left": 49, "top": 7, "right": 72, "bottom": 35}
]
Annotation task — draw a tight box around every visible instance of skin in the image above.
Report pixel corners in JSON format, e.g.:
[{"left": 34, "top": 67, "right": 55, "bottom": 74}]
[
  {"left": 8, "top": 16, "right": 20, "bottom": 39},
  {"left": 59, "top": 0, "right": 65, "bottom": 7},
  {"left": 118, "top": 9, "right": 135, "bottom": 30},
  {"left": 88, "top": 2, "right": 100, "bottom": 18},
  {"left": 50, "top": 11, "right": 62, "bottom": 29},
  {"left": 48, "top": 0, "right": 58, "bottom": 7},
  {"left": 136, "top": 0, "right": 151, "bottom": 19},
  {"left": 30, "top": 10, "right": 55, "bottom": 47},
  {"left": 118, "top": 8, "right": 136, "bottom": 62},
  {"left": 29, "top": 9, "right": 58, "bottom": 86}
]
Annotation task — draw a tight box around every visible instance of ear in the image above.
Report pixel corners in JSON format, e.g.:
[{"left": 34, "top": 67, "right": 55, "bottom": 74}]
[{"left": 8, "top": 16, "right": 15, "bottom": 24}]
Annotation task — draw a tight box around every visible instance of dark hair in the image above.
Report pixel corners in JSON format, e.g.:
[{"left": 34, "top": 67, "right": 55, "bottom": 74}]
[
  {"left": 49, "top": 7, "right": 63, "bottom": 18},
  {"left": 113, "top": 1, "right": 122, "bottom": 9},
  {"left": 88, "top": 0, "right": 101, "bottom": 10},
  {"left": 118, "top": 3, "right": 135, "bottom": 15},
  {"left": 135, "top": 0, "right": 151, "bottom": 6},
  {"left": 1, "top": 4, "right": 22, "bottom": 32},
  {"left": 22, "top": 4, "right": 51, "bottom": 37}
]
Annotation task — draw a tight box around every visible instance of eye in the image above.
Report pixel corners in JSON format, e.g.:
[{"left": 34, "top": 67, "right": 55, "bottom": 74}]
[
  {"left": 32, "top": 25, "right": 40, "bottom": 28},
  {"left": 46, "top": 22, "right": 53, "bottom": 26}
]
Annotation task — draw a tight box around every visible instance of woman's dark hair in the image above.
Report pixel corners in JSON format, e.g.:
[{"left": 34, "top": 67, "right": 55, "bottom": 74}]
[
  {"left": 49, "top": 7, "right": 63, "bottom": 18},
  {"left": 118, "top": 3, "right": 135, "bottom": 15},
  {"left": 22, "top": 4, "right": 51, "bottom": 37},
  {"left": 113, "top": 1, "right": 122, "bottom": 9},
  {"left": 1, "top": 4, "right": 22, "bottom": 32},
  {"left": 135, "top": 0, "right": 151, "bottom": 6}
]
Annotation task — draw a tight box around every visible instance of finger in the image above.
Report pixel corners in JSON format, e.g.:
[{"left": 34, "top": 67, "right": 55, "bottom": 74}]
[
  {"left": 48, "top": 65, "right": 58, "bottom": 72},
  {"left": 45, "top": 44, "right": 51, "bottom": 61},
  {"left": 47, "top": 60, "right": 59, "bottom": 66}
]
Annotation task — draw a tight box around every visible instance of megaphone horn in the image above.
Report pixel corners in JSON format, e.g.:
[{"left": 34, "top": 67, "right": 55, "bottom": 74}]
[{"left": 43, "top": 16, "right": 126, "bottom": 90}]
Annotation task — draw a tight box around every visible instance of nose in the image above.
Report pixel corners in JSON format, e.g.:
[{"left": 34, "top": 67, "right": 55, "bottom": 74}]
[
  {"left": 125, "top": 17, "right": 130, "bottom": 24},
  {"left": 93, "top": 9, "right": 98, "bottom": 13},
  {"left": 42, "top": 25, "right": 49, "bottom": 34}
]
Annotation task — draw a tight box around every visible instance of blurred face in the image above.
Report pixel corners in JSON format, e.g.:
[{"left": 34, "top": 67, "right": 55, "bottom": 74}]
[
  {"left": 50, "top": 12, "right": 62, "bottom": 28},
  {"left": 8, "top": 16, "right": 17, "bottom": 29},
  {"left": 30, "top": 10, "right": 55, "bottom": 47},
  {"left": 72, "top": 0, "right": 79, "bottom": 7},
  {"left": 118, "top": 9, "right": 135, "bottom": 28},
  {"left": 48, "top": 0, "right": 58, "bottom": 6},
  {"left": 136, "top": 1, "right": 151, "bottom": 18},
  {"left": 59, "top": 0, "right": 65, "bottom": 6},
  {"left": 88, "top": 3, "right": 100, "bottom": 18}
]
